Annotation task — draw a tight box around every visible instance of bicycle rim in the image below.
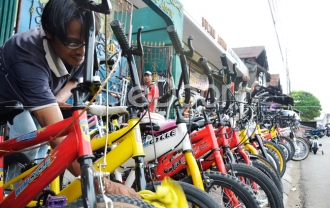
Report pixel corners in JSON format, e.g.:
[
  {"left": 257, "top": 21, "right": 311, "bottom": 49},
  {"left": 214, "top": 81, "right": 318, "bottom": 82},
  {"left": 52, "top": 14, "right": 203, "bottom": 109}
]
[
  {"left": 224, "top": 163, "right": 284, "bottom": 208},
  {"left": 64, "top": 194, "right": 154, "bottom": 207},
  {"left": 277, "top": 142, "right": 290, "bottom": 162},
  {"left": 146, "top": 181, "right": 220, "bottom": 208},
  {"left": 264, "top": 141, "right": 286, "bottom": 176},
  {"left": 184, "top": 171, "right": 259, "bottom": 207},
  {"left": 280, "top": 136, "right": 295, "bottom": 160},
  {"left": 292, "top": 137, "right": 309, "bottom": 161}
]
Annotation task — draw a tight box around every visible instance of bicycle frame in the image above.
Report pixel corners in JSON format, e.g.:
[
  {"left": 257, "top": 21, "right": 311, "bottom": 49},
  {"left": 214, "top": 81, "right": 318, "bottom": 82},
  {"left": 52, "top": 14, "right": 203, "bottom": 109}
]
[
  {"left": 1, "top": 110, "right": 95, "bottom": 207},
  {"left": 52, "top": 110, "right": 147, "bottom": 204},
  {"left": 118, "top": 109, "right": 205, "bottom": 190}
]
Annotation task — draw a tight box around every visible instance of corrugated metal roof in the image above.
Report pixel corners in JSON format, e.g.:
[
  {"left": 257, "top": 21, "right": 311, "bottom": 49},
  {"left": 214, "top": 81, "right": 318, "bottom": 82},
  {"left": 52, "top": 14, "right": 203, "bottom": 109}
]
[{"left": 232, "top": 46, "right": 265, "bottom": 59}]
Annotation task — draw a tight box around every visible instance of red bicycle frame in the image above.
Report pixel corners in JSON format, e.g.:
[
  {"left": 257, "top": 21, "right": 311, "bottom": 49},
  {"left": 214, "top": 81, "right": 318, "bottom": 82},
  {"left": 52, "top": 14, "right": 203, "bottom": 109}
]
[
  {"left": 0, "top": 110, "right": 93, "bottom": 207},
  {"left": 154, "top": 121, "right": 241, "bottom": 206},
  {"left": 155, "top": 122, "right": 227, "bottom": 179}
]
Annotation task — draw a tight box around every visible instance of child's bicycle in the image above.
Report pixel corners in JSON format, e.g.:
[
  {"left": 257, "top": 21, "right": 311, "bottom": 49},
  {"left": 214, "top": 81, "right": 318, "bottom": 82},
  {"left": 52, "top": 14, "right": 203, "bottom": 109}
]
[{"left": 308, "top": 135, "right": 324, "bottom": 155}]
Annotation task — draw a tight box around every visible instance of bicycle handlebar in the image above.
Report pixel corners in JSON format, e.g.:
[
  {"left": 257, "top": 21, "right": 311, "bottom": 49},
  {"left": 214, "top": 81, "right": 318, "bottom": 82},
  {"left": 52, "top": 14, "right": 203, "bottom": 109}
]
[
  {"left": 220, "top": 54, "right": 229, "bottom": 69},
  {"left": 220, "top": 54, "right": 237, "bottom": 110},
  {"left": 111, "top": 20, "right": 147, "bottom": 107},
  {"left": 167, "top": 25, "right": 183, "bottom": 53},
  {"left": 198, "top": 57, "right": 215, "bottom": 105},
  {"left": 167, "top": 25, "right": 193, "bottom": 105},
  {"left": 111, "top": 20, "right": 130, "bottom": 52}
]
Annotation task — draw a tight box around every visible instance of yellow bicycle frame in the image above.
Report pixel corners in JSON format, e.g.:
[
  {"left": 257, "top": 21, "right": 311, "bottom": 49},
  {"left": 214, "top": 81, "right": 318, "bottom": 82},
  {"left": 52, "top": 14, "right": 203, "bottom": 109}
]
[{"left": 238, "top": 128, "right": 258, "bottom": 155}]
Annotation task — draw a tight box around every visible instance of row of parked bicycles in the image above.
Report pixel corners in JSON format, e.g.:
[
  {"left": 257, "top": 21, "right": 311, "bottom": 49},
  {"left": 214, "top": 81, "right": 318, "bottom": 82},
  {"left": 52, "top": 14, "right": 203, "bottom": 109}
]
[{"left": 0, "top": 7, "right": 311, "bottom": 208}]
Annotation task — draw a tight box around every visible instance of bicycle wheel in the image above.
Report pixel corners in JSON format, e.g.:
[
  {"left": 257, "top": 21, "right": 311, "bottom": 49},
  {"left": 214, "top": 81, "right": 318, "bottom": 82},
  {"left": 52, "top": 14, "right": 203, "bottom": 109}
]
[
  {"left": 64, "top": 194, "right": 154, "bottom": 207},
  {"left": 4, "top": 152, "right": 34, "bottom": 191},
  {"left": 223, "top": 163, "right": 284, "bottom": 208},
  {"left": 183, "top": 171, "right": 259, "bottom": 207},
  {"left": 244, "top": 156, "right": 283, "bottom": 193},
  {"left": 292, "top": 137, "right": 310, "bottom": 161},
  {"left": 264, "top": 141, "right": 287, "bottom": 177},
  {"left": 265, "top": 149, "right": 280, "bottom": 175},
  {"left": 280, "top": 136, "right": 295, "bottom": 160},
  {"left": 249, "top": 153, "right": 280, "bottom": 180},
  {"left": 146, "top": 181, "right": 220, "bottom": 208},
  {"left": 277, "top": 142, "right": 291, "bottom": 162}
]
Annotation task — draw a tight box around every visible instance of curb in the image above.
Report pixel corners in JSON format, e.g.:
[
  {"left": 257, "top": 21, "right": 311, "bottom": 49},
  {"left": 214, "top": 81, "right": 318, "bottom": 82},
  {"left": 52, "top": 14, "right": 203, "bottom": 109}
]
[{"left": 282, "top": 160, "right": 294, "bottom": 207}]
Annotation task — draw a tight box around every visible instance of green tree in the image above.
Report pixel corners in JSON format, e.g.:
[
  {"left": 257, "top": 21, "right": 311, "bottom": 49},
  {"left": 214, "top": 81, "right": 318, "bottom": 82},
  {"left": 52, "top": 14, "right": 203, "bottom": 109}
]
[{"left": 291, "top": 90, "right": 322, "bottom": 120}]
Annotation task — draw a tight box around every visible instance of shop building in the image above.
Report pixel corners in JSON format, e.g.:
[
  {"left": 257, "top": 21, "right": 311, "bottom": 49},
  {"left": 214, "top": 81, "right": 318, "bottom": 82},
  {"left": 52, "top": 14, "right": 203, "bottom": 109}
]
[{"left": 2, "top": 0, "right": 278, "bottom": 112}]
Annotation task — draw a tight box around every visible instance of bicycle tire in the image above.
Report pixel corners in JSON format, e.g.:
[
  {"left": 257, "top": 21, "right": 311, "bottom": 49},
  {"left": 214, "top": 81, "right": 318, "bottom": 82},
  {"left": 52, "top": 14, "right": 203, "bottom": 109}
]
[
  {"left": 4, "top": 152, "right": 34, "bottom": 188},
  {"left": 183, "top": 171, "right": 259, "bottom": 207},
  {"left": 292, "top": 137, "right": 310, "bottom": 161},
  {"left": 146, "top": 181, "right": 221, "bottom": 208},
  {"left": 224, "top": 163, "right": 284, "bottom": 208},
  {"left": 265, "top": 149, "right": 281, "bottom": 175},
  {"left": 277, "top": 142, "right": 291, "bottom": 162},
  {"left": 246, "top": 157, "right": 283, "bottom": 193},
  {"left": 264, "top": 141, "right": 287, "bottom": 177},
  {"left": 280, "top": 136, "right": 295, "bottom": 160},
  {"left": 249, "top": 153, "right": 280, "bottom": 179},
  {"left": 64, "top": 194, "right": 154, "bottom": 207}
]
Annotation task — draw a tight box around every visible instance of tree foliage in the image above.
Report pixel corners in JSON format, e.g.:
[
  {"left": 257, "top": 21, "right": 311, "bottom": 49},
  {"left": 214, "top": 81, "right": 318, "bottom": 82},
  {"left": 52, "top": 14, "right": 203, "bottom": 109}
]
[{"left": 291, "top": 90, "right": 322, "bottom": 120}]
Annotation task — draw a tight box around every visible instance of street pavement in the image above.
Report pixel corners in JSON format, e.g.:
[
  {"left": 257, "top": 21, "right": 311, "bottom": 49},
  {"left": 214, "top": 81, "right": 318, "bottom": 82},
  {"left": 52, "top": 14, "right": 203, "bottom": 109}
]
[{"left": 285, "top": 136, "right": 330, "bottom": 208}]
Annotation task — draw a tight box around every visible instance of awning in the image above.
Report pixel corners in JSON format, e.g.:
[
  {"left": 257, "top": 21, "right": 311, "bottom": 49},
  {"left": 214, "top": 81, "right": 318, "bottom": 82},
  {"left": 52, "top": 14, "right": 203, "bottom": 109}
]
[{"left": 251, "top": 85, "right": 294, "bottom": 106}]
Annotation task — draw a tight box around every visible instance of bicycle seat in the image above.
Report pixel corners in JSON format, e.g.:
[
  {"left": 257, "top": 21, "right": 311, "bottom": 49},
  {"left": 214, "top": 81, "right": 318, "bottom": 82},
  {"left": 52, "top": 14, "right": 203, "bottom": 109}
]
[
  {"left": 88, "top": 105, "right": 128, "bottom": 117},
  {"left": 310, "top": 129, "right": 320, "bottom": 135},
  {"left": 0, "top": 100, "right": 24, "bottom": 125},
  {"left": 140, "top": 122, "right": 160, "bottom": 131},
  {"left": 187, "top": 122, "right": 200, "bottom": 132},
  {"left": 183, "top": 116, "right": 204, "bottom": 123},
  {"left": 196, "top": 119, "right": 206, "bottom": 128},
  {"left": 141, "top": 113, "right": 177, "bottom": 135}
]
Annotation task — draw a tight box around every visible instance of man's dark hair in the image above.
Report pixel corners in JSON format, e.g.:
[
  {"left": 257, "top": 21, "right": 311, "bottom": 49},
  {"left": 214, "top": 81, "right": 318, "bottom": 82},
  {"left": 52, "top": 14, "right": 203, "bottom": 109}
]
[{"left": 41, "top": 0, "right": 101, "bottom": 42}]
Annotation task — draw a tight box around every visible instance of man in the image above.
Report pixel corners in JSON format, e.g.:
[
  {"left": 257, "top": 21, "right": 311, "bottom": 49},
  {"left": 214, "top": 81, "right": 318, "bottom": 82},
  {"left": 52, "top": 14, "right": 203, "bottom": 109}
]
[
  {"left": 0, "top": 0, "right": 139, "bottom": 198},
  {"left": 142, "top": 71, "right": 159, "bottom": 112}
]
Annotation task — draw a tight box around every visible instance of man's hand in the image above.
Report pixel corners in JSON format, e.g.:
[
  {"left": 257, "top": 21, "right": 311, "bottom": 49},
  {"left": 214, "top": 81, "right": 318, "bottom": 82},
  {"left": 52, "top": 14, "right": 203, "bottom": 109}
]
[
  {"left": 58, "top": 101, "right": 73, "bottom": 110},
  {"left": 97, "top": 177, "right": 142, "bottom": 199}
]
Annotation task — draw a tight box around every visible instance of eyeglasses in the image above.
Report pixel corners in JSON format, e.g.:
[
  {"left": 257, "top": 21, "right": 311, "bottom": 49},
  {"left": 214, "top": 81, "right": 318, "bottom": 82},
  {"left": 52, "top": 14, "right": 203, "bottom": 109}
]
[
  {"left": 62, "top": 42, "right": 85, "bottom": 50},
  {"left": 57, "top": 36, "right": 85, "bottom": 50}
]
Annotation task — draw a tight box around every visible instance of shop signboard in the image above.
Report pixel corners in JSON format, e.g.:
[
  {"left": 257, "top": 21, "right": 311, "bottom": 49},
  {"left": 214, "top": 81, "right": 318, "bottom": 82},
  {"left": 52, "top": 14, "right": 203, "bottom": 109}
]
[{"left": 189, "top": 68, "right": 209, "bottom": 91}]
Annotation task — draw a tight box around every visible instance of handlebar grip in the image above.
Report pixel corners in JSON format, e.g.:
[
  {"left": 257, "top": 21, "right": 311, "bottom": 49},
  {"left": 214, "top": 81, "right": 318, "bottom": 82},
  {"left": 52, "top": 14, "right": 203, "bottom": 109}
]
[
  {"left": 232, "top": 63, "right": 237, "bottom": 78},
  {"left": 220, "top": 54, "right": 229, "bottom": 69},
  {"left": 198, "top": 57, "right": 215, "bottom": 105},
  {"left": 184, "top": 36, "right": 194, "bottom": 58},
  {"left": 110, "top": 20, "right": 130, "bottom": 52},
  {"left": 167, "top": 25, "right": 183, "bottom": 53},
  {"left": 158, "top": 90, "right": 174, "bottom": 102},
  {"left": 198, "top": 57, "right": 212, "bottom": 75}
]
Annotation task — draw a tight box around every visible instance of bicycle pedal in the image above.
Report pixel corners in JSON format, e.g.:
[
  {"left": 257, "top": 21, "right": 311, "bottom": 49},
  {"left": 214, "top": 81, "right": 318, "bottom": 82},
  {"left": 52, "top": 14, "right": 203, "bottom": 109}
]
[{"left": 46, "top": 195, "right": 67, "bottom": 208}]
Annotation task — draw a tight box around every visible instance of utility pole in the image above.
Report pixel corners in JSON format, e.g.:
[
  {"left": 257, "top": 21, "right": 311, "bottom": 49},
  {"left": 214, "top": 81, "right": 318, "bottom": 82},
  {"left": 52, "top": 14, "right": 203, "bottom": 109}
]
[
  {"left": 268, "top": 0, "right": 291, "bottom": 94},
  {"left": 286, "top": 48, "right": 291, "bottom": 95}
]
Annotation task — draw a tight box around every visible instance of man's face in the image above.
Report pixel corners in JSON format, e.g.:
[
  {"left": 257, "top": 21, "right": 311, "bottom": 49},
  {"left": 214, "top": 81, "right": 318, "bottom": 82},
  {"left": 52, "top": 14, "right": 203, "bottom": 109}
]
[
  {"left": 46, "top": 19, "right": 86, "bottom": 66},
  {"left": 144, "top": 74, "right": 152, "bottom": 85}
]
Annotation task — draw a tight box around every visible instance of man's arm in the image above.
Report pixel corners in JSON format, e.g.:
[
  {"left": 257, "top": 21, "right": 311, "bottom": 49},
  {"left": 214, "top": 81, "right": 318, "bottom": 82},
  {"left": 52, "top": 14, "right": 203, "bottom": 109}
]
[
  {"left": 152, "top": 98, "right": 158, "bottom": 113},
  {"left": 32, "top": 105, "right": 82, "bottom": 176},
  {"left": 152, "top": 85, "right": 159, "bottom": 112}
]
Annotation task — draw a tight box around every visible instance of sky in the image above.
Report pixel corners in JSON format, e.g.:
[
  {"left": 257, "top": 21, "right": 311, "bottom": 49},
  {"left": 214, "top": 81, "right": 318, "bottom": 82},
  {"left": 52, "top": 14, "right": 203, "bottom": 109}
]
[{"left": 179, "top": 0, "right": 330, "bottom": 113}]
